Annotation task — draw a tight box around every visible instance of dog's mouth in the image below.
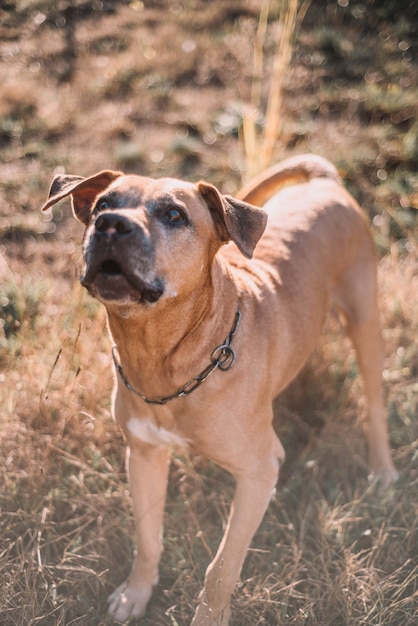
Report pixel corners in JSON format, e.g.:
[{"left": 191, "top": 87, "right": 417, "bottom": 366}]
[
  {"left": 99, "top": 259, "right": 124, "bottom": 277},
  {"left": 81, "top": 256, "right": 164, "bottom": 304}
]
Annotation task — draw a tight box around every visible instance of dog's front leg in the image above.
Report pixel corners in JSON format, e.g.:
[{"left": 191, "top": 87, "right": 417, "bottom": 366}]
[
  {"left": 191, "top": 436, "right": 283, "bottom": 626},
  {"left": 108, "top": 442, "right": 170, "bottom": 623}
]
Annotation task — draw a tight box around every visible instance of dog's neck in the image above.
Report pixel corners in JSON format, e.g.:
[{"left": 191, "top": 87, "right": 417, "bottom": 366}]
[{"left": 105, "top": 259, "right": 239, "bottom": 398}]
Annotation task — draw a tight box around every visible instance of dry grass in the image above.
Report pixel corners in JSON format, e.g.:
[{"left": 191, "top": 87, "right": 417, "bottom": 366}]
[
  {"left": 1, "top": 1, "right": 418, "bottom": 625},
  {"left": 242, "top": 0, "right": 311, "bottom": 178}
]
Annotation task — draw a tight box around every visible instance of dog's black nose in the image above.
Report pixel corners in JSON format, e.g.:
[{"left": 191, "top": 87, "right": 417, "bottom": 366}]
[{"left": 95, "top": 213, "right": 134, "bottom": 237}]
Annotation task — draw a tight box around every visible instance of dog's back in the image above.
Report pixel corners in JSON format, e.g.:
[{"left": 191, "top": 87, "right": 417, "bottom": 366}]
[
  {"left": 237, "top": 153, "right": 341, "bottom": 206},
  {"left": 221, "top": 155, "right": 379, "bottom": 397}
]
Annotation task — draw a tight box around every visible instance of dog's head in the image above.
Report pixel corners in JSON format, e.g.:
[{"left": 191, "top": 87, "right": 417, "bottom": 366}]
[{"left": 42, "top": 170, "right": 267, "bottom": 307}]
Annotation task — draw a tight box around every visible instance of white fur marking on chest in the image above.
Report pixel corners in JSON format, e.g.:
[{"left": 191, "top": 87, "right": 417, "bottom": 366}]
[{"left": 127, "top": 417, "right": 189, "bottom": 448}]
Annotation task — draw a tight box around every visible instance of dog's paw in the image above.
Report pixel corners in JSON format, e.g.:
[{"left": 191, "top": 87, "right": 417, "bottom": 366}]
[
  {"left": 108, "top": 581, "right": 153, "bottom": 623},
  {"left": 368, "top": 462, "right": 399, "bottom": 489},
  {"left": 191, "top": 598, "right": 231, "bottom": 626}
]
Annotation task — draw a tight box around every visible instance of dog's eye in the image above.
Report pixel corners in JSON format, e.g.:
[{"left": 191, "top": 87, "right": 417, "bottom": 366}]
[
  {"left": 164, "top": 207, "right": 187, "bottom": 225},
  {"left": 96, "top": 199, "right": 111, "bottom": 212}
]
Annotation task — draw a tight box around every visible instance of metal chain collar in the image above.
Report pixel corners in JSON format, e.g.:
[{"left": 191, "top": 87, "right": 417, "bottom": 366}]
[{"left": 111, "top": 310, "right": 241, "bottom": 406}]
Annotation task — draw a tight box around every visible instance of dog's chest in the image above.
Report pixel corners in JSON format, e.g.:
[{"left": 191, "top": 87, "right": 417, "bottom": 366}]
[{"left": 126, "top": 416, "right": 189, "bottom": 448}]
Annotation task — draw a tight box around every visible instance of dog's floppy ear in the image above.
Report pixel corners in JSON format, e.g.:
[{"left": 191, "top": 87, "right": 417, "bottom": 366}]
[
  {"left": 198, "top": 182, "right": 267, "bottom": 259},
  {"left": 41, "top": 170, "right": 123, "bottom": 225}
]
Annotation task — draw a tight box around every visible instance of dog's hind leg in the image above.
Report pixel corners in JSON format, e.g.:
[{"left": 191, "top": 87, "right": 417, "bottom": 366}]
[{"left": 335, "top": 256, "right": 398, "bottom": 486}]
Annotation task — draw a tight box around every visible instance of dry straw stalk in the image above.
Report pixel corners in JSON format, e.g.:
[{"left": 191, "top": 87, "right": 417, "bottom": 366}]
[{"left": 243, "top": 0, "right": 310, "bottom": 178}]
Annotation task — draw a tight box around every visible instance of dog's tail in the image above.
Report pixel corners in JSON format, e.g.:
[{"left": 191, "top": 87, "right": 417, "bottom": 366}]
[{"left": 237, "top": 154, "right": 341, "bottom": 207}]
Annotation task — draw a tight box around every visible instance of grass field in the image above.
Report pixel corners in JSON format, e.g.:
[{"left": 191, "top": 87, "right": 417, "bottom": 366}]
[{"left": 1, "top": 1, "right": 417, "bottom": 624}]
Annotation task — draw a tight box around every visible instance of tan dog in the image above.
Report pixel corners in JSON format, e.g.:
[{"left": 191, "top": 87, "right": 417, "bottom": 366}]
[{"left": 42, "top": 154, "right": 397, "bottom": 625}]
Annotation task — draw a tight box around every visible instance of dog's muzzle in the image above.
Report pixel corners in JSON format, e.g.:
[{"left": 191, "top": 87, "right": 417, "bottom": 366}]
[{"left": 80, "top": 212, "right": 164, "bottom": 304}]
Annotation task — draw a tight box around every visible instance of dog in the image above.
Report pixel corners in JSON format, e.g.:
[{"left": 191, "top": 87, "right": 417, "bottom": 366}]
[{"left": 42, "top": 153, "right": 398, "bottom": 625}]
